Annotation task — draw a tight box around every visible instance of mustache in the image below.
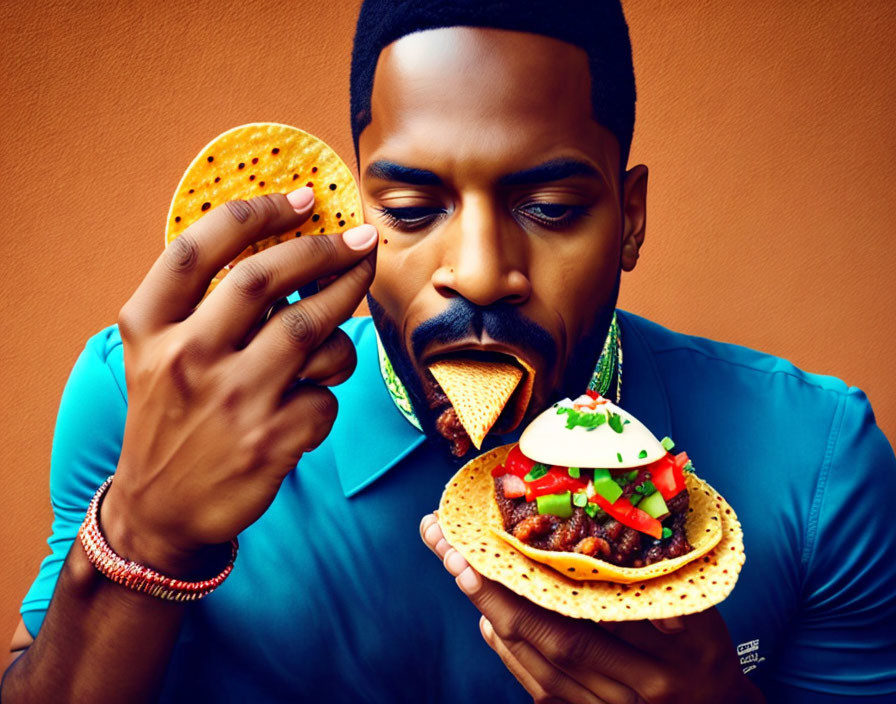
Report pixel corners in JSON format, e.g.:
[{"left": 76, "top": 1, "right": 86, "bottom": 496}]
[{"left": 410, "top": 299, "right": 557, "bottom": 368}]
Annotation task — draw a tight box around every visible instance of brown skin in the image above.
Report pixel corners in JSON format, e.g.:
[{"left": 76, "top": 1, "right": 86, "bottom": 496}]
[
  {"left": 2, "top": 192, "right": 377, "bottom": 701},
  {"left": 359, "top": 27, "right": 763, "bottom": 703},
  {"left": 5, "top": 25, "right": 761, "bottom": 704},
  {"left": 361, "top": 29, "right": 645, "bottom": 419}
]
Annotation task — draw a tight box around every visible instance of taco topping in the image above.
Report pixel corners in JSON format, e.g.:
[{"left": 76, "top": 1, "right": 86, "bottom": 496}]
[{"left": 492, "top": 443, "right": 694, "bottom": 567}]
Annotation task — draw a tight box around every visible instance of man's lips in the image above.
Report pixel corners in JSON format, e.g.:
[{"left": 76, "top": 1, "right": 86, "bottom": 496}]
[{"left": 418, "top": 339, "right": 536, "bottom": 372}]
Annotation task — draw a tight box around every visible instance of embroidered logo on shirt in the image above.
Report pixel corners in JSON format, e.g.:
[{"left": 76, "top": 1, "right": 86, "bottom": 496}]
[{"left": 736, "top": 639, "right": 766, "bottom": 674}]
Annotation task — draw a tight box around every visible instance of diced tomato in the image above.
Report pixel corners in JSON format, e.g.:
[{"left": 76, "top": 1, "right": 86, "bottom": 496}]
[
  {"left": 648, "top": 452, "right": 687, "bottom": 500},
  {"left": 589, "top": 493, "right": 663, "bottom": 539},
  {"left": 673, "top": 451, "right": 691, "bottom": 472},
  {"left": 525, "top": 468, "right": 587, "bottom": 502},
  {"left": 502, "top": 474, "right": 526, "bottom": 498},
  {"left": 491, "top": 444, "right": 535, "bottom": 477}
]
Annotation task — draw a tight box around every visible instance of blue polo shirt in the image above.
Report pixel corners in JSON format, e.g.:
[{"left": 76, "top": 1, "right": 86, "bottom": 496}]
[{"left": 20, "top": 311, "right": 896, "bottom": 702}]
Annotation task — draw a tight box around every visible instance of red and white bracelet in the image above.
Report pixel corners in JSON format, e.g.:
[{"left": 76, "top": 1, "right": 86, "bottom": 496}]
[{"left": 78, "top": 476, "right": 238, "bottom": 602}]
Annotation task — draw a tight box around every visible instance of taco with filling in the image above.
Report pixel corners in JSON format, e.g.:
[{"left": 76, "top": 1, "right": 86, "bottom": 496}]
[{"left": 438, "top": 391, "right": 745, "bottom": 621}]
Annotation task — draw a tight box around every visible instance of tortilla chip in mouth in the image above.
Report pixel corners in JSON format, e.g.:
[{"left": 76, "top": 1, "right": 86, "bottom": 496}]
[
  {"left": 438, "top": 443, "right": 745, "bottom": 621},
  {"left": 164, "top": 122, "right": 363, "bottom": 295},
  {"left": 428, "top": 353, "right": 535, "bottom": 450}
]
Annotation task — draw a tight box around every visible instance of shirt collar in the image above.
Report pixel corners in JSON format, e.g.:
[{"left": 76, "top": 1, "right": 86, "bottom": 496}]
[
  {"left": 330, "top": 319, "right": 425, "bottom": 498},
  {"left": 331, "top": 311, "right": 672, "bottom": 498}
]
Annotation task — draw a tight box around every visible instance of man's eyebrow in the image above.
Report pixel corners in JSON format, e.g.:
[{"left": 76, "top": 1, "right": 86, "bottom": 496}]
[
  {"left": 498, "top": 158, "right": 601, "bottom": 186},
  {"left": 364, "top": 160, "right": 443, "bottom": 186}
]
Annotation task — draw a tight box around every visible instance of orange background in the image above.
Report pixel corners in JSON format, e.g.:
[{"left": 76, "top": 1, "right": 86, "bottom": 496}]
[{"left": 1, "top": 0, "right": 894, "bottom": 646}]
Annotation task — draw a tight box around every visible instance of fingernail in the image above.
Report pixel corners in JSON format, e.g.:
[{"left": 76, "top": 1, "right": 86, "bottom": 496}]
[
  {"left": 652, "top": 616, "right": 685, "bottom": 633},
  {"left": 456, "top": 568, "right": 481, "bottom": 595},
  {"left": 424, "top": 523, "right": 441, "bottom": 547},
  {"left": 444, "top": 549, "right": 467, "bottom": 576},
  {"left": 287, "top": 186, "right": 314, "bottom": 211},
  {"left": 343, "top": 224, "right": 377, "bottom": 251},
  {"left": 419, "top": 514, "right": 434, "bottom": 538}
]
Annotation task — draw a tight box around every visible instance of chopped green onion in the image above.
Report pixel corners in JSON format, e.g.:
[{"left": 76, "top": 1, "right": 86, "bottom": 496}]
[
  {"left": 624, "top": 419, "right": 630, "bottom": 425},
  {"left": 629, "top": 494, "right": 643, "bottom": 506},
  {"left": 627, "top": 470, "right": 639, "bottom": 481},
  {"left": 617, "top": 452, "right": 623, "bottom": 463},
  {"left": 608, "top": 413, "right": 624, "bottom": 434},
  {"left": 572, "top": 492, "right": 588, "bottom": 508},
  {"left": 567, "top": 466, "right": 581, "bottom": 478},
  {"left": 638, "top": 449, "right": 648, "bottom": 459},
  {"left": 661, "top": 436, "right": 675, "bottom": 451},
  {"left": 662, "top": 527, "right": 673, "bottom": 539},
  {"left": 683, "top": 460, "right": 695, "bottom": 474},
  {"left": 524, "top": 463, "right": 550, "bottom": 482}
]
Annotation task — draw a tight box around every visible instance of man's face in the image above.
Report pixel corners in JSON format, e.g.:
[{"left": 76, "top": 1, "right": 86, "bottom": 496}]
[{"left": 358, "top": 27, "right": 646, "bottom": 439}]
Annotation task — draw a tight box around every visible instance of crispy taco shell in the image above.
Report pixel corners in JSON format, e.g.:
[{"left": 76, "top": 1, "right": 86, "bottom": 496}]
[{"left": 438, "top": 444, "right": 745, "bottom": 621}]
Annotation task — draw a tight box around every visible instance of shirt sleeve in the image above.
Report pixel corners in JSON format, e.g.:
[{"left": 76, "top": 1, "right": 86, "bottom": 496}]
[
  {"left": 19, "top": 326, "right": 127, "bottom": 637},
  {"left": 765, "top": 387, "right": 896, "bottom": 701}
]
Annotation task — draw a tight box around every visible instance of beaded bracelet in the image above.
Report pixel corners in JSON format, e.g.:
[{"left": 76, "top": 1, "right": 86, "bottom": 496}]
[{"left": 78, "top": 476, "right": 238, "bottom": 602}]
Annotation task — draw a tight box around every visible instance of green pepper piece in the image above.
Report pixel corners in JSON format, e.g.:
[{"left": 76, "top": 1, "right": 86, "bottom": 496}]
[
  {"left": 536, "top": 492, "right": 573, "bottom": 519},
  {"left": 593, "top": 476, "right": 623, "bottom": 503},
  {"left": 640, "top": 491, "right": 670, "bottom": 519}
]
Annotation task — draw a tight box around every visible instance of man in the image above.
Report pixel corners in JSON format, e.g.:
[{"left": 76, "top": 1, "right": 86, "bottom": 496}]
[{"left": 5, "top": 1, "right": 895, "bottom": 702}]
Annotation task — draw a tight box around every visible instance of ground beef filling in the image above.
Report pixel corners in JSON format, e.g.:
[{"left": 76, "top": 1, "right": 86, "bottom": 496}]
[
  {"left": 423, "top": 372, "right": 473, "bottom": 457},
  {"left": 495, "top": 476, "right": 693, "bottom": 568}
]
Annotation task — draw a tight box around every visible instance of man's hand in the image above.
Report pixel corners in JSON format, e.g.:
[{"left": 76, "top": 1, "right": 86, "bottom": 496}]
[
  {"left": 420, "top": 514, "right": 764, "bottom": 704},
  {"left": 102, "top": 187, "right": 377, "bottom": 577}
]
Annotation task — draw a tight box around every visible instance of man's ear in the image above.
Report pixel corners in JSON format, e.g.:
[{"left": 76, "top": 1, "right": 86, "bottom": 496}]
[{"left": 621, "top": 164, "right": 648, "bottom": 272}]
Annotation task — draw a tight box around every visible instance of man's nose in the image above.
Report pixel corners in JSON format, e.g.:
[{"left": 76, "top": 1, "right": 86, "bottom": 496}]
[{"left": 430, "top": 195, "right": 531, "bottom": 307}]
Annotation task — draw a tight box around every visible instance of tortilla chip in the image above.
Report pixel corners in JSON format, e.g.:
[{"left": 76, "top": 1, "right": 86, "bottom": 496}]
[
  {"left": 165, "top": 122, "right": 363, "bottom": 292},
  {"left": 438, "top": 444, "right": 745, "bottom": 621},
  {"left": 429, "top": 359, "right": 523, "bottom": 449}
]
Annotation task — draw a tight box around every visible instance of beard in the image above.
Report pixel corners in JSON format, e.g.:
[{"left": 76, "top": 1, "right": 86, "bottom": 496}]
[{"left": 367, "top": 270, "right": 620, "bottom": 447}]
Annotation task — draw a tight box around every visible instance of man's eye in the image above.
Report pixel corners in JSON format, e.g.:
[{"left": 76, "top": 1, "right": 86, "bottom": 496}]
[
  {"left": 518, "top": 203, "right": 587, "bottom": 229},
  {"left": 374, "top": 206, "right": 444, "bottom": 231}
]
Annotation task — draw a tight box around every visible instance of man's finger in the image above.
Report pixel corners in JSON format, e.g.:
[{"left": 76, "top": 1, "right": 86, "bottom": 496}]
[
  {"left": 420, "top": 513, "right": 452, "bottom": 559},
  {"left": 480, "top": 616, "right": 596, "bottom": 704},
  {"left": 442, "top": 551, "right": 666, "bottom": 700},
  {"left": 240, "top": 250, "right": 376, "bottom": 392},
  {"left": 121, "top": 189, "right": 316, "bottom": 336},
  {"left": 290, "top": 328, "right": 357, "bottom": 387},
  {"left": 192, "top": 224, "right": 378, "bottom": 348}
]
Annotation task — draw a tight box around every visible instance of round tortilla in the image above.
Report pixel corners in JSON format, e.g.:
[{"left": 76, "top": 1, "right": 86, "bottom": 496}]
[
  {"left": 438, "top": 444, "right": 745, "bottom": 621},
  {"left": 165, "top": 122, "right": 363, "bottom": 293}
]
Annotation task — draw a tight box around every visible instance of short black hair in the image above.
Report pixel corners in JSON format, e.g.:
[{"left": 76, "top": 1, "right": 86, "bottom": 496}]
[{"left": 350, "top": 0, "right": 636, "bottom": 166}]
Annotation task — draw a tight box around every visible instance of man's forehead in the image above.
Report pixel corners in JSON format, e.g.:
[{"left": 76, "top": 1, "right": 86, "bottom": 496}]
[{"left": 359, "top": 27, "right": 619, "bottom": 179}]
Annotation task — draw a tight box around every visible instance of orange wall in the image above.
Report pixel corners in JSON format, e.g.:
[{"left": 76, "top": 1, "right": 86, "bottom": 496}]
[{"left": 1, "top": 0, "right": 894, "bottom": 646}]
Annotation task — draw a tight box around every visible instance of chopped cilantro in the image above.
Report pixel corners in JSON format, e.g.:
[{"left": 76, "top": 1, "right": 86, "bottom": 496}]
[
  {"left": 682, "top": 460, "right": 696, "bottom": 474},
  {"left": 556, "top": 406, "right": 608, "bottom": 430},
  {"left": 567, "top": 466, "right": 581, "bottom": 479},
  {"left": 584, "top": 502, "right": 604, "bottom": 519},
  {"left": 523, "top": 463, "right": 550, "bottom": 482},
  {"left": 635, "top": 480, "right": 657, "bottom": 496},
  {"left": 629, "top": 494, "right": 643, "bottom": 506},
  {"left": 662, "top": 527, "right": 673, "bottom": 539},
  {"left": 572, "top": 492, "right": 588, "bottom": 508},
  {"left": 661, "top": 436, "right": 675, "bottom": 451},
  {"left": 616, "top": 452, "right": 623, "bottom": 463},
  {"left": 638, "top": 449, "right": 648, "bottom": 459},
  {"left": 624, "top": 419, "right": 630, "bottom": 425}
]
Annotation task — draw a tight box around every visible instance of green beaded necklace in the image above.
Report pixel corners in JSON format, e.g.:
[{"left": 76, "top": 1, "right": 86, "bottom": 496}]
[{"left": 376, "top": 311, "right": 621, "bottom": 433}]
